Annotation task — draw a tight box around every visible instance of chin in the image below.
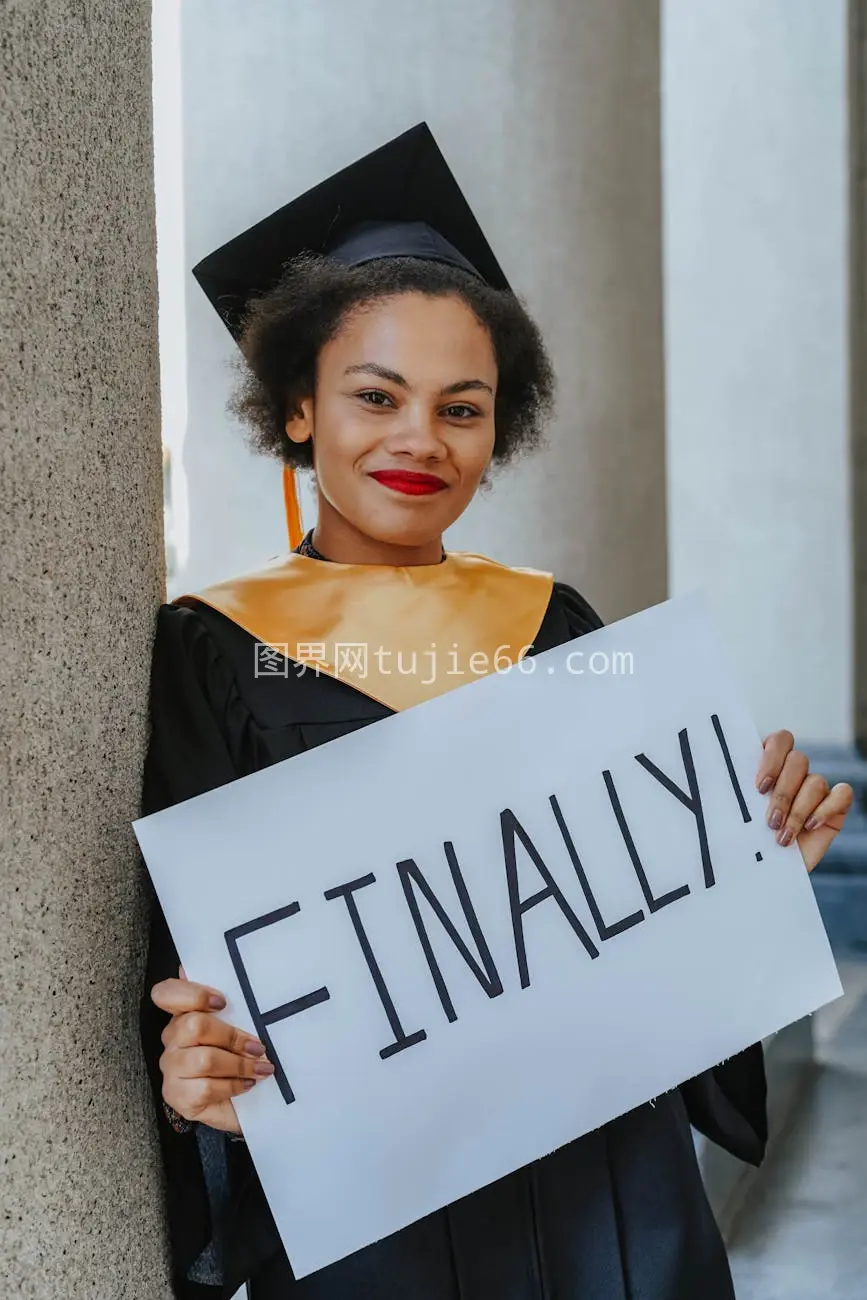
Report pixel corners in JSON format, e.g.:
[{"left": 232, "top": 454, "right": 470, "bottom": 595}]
[
  {"left": 356, "top": 499, "right": 460, "bottom": 548},
  {"left": 370, "top": 519, "right": 447, "bottom": 549}
]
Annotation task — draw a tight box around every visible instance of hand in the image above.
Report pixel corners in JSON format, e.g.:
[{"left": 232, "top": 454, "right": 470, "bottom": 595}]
[
  {"left": 151, "top": 968, "right": 275, "bottom": 1134},
  {"left": 756, "top": 730, "right": 854, "bottom": 872}
]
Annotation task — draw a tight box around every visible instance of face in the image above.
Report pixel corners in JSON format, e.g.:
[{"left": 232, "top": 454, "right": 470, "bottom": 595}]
[{"left": 286, "top": 292, "right": 498, "bottom": 553}]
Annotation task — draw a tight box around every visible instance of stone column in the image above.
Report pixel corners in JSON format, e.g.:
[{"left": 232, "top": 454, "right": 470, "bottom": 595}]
[
  {"left": 852, "top": 0, "right": 867, "bottom": 753},
  {"left": 663, "top": 0, "right": 852, "bottom": 743},
  {"left": 1, "top": 4, "right": 171, "bottom": 1296}
]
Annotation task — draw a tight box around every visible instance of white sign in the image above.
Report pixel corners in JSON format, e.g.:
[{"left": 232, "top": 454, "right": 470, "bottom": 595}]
[{"left": 135, "top": 593, "right": 841, "bottom": 1279}]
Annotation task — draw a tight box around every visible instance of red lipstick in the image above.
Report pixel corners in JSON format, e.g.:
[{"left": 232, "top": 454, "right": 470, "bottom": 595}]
[{"left": 369, "top": 470, "right": 448, "bottom": 496}]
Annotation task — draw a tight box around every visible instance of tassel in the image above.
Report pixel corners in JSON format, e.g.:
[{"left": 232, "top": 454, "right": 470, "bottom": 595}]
[{"left": 283, "top": 464, "right": 304, "bottom": 550}]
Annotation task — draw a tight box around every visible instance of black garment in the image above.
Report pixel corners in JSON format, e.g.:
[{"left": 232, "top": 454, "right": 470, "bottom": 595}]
[{"left": 140, "top": 581, "right": 767, "bottom": 1300}]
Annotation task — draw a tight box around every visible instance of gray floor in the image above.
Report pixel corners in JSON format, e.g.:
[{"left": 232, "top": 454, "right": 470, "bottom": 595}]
[{"left": 728, "top": 962, "right": 867, "bottom": 1300}]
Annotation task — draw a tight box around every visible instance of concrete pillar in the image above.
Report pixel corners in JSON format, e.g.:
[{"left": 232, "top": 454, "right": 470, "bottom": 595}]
[
  {"left": 1, "top": 4, "right": 171, "bottom": 1296},
  {"left": 852, "top": 0, "right": 867, "bottom": 752},
  {"left": 663, "top": 0, "right": 852, "bottom": 743},
  {"left": 171, "top": 0, "right": 667, "bottom": 621}
]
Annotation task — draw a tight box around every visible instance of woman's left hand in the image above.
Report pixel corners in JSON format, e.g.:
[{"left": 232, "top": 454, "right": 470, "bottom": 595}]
[{"left": 756, "top": 730, "right": 855, "bottom": 872}]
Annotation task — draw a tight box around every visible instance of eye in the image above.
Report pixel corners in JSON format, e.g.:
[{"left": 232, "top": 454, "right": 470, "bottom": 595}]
[
  {"left": 442, "top": 403, "right": 481, "bottom": 420},
  {"left": 358, "top": 389, "right": 395, "bottom": 408}
]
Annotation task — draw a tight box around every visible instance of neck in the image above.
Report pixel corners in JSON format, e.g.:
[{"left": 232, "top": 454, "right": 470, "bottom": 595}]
[{"left": 312, "top": 498, "right": 445, "bottom": 566}]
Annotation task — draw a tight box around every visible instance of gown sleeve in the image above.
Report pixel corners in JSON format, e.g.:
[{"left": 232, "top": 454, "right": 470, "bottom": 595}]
[
  {"left": 554, "top": 580, "right": 769, "bottom": 1168},
  {"left": 679, "top": 1049, "right": 767, "bottom": 1165},
  {"left": 139, "top": 603, "right": 282, "bottom": 1296},
  {"left": 551, "top": 579, "right": 605, "bottom": 636}
]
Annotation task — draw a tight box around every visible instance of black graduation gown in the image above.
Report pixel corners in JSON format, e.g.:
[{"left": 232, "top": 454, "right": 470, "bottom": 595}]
[{"left": 139, "top": 580, "right": 767, "bottom": 1300}]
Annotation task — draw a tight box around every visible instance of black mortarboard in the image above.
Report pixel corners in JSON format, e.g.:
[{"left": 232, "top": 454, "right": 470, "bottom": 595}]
[{"left": 192, "top": 122, "right": 511, "bottom": 343}]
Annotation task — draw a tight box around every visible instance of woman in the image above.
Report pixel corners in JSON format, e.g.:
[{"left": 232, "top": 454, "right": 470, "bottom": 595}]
[{"left": 141, "top": 126, "right": 853, "bottom": 1300}]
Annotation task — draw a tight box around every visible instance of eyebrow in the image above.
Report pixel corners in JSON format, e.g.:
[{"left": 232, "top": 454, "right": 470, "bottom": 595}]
[
  {"left": 441, "top": 378, "right": 495, "bottom": 398},
  {"left": 344, "top": 363, "right": 494, "bottom": 398}
]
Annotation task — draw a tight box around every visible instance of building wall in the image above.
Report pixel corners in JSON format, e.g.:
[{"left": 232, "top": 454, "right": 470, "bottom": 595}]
[
  {"left": 1, "top": 3, "right": 171, "bottom": 1294},
  {"left": 663, "top": 0, "right": 853, "bottom": 742}
]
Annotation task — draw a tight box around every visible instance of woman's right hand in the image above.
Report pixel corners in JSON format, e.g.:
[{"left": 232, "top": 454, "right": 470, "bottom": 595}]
[{"left": 151, "top": 969, "right": 275, "bottom": 1135}]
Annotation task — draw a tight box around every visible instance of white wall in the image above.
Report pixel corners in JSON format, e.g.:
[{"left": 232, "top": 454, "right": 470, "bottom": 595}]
[
  {"left": 152, "top": 0, "right": 189, "bottom": 587},
  {"left": 662, "top": 0, "right": 852, "bottom": 742},
  {"left": 166, "top": 0, "right": 667, "bottom": 620}
]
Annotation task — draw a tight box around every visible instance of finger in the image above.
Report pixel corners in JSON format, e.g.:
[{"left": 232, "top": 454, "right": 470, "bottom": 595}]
[
  {"left": 765, "top": 748, "right": 809, "bottom": 832},
  {"left": 756, "top": 729, "right": 795, "bottom": 793},
  {"left": 803, "top": 781, "right": 855, "bottom": 832},
  {"left": 164, "top": 1075, "right": 258, "bottom": 1118},
  {"left": 799, "top": 784, "right": 855, "bottom": 872},
  {"left": 166, "top": 1044, "right": 276, "bottom": 1082},
  {"left": 162, "top": 1010, "right": 266, "bottom": 1059},
  {"left": 776, "top": 772, "right": 829, "bottom": 846},
  {"left": 179, "top": 965, "right": 187, "bottom": 981},
  {"left": 151, "top": 977, "right": 226, "bottom": 1016}
]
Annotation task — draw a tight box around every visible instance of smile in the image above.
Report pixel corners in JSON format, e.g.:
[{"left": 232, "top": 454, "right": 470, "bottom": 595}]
[{"left": 368, "top": 470, "right": 448, "bottom": 496}]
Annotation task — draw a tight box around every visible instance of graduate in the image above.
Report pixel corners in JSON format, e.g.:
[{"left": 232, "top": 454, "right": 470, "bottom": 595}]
[{"left": 141, "top": 124, "right": 853, "bottom": 1300}]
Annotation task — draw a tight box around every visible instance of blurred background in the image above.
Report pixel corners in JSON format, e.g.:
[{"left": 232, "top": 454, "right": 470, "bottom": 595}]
[{"left": 2, "top": 0, "right": 866, "bottom": 1295}]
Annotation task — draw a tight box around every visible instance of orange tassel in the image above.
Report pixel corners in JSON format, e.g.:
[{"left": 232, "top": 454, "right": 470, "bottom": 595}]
[{"left": 282, "top": 464, "right": 304, "bottom": 550}]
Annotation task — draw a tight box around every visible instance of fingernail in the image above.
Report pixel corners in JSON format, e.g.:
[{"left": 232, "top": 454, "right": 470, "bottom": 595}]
[
  {"left": 244, "top": 1040, "right": 266, "bottom": 1057},
  {"left": 804, "top": 816, "right": 819, "bottom": 831},
  {"left": 778, "top": 828, "right": 793, "bottom": 847},
  {"left": 208, "top": 994, "right": 227, "bottom": 1011},
  {"left": 759, "top": 777, "right": 774, "bottom": 795},
  {"left": 242, "top": 1079, "right": 256, "bottom": 1090},
  {"left": 253, "top": 1061, "right": 275, "bottom": 1077},
  {"left": 769, "top": 810, "right": 783, "bottom": 831}
]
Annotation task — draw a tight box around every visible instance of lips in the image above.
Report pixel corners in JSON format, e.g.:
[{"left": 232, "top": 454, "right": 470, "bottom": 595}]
[{"left": 369, "top": 470, "right": 448, "bottom": 496}]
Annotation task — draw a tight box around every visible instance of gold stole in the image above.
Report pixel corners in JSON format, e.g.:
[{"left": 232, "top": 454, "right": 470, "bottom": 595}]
[{"left": 177, "top": 550, "right": 554, "bottom": 712}]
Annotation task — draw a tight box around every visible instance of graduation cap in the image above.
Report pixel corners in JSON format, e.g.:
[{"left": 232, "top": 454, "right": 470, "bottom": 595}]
[{"left": 193, "top": 122, "right": 510, "bottom": 547}]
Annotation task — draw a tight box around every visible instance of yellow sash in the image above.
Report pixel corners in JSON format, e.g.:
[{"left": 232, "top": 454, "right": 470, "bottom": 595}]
[{"left": 178, "top": 550, "right": 553, "bottom": 711}]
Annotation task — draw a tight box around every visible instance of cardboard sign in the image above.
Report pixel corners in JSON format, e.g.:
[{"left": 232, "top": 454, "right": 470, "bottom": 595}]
[{"left": 135, "top": 593, "right": 841, "bottom": 1278}]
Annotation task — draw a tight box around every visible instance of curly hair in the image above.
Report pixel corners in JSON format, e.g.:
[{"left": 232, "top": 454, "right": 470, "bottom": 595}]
[{"left": 229, "top": 253, "right": 556, "bottom": 469}]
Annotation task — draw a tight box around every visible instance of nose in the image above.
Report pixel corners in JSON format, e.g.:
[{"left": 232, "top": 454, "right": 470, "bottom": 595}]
[{"left": 384, "top": 405, "right": 447, "bottom": 461}]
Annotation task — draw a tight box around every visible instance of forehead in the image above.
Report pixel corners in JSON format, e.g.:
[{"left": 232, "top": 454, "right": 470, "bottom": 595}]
[{"left": 322, "top": 292, "right": 497, "bottom": 380}]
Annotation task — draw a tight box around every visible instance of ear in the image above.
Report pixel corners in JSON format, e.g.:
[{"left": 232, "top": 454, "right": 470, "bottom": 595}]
[{"left": 285, "top": 396, "right": 314, "bottom": 445}]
